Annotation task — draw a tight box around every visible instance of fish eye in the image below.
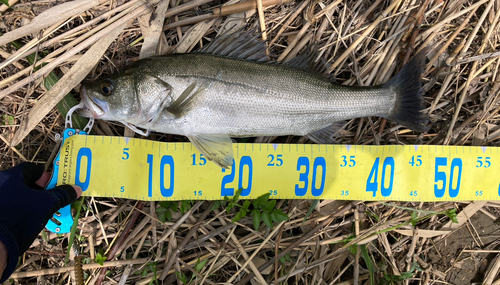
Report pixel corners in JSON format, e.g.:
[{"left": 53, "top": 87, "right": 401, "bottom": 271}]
[{"left": 100, "top": 80, "right": 113, "bottom": 96}]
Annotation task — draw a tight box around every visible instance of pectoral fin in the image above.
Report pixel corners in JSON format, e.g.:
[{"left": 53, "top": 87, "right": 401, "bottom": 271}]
[
  {"left": 188, "top": 135, "right": 234, "bottom": 168},
  {"left": 125, "top": 123, "right": 150, "bottom": 137},
  {"left": 167, "top": 83, "right": 204, "bottom": 118}
]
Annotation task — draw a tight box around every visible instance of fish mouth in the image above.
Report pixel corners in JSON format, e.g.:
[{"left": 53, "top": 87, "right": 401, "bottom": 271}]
[{"left": 78, "top": 85, "right": 107, "bottom": 118}]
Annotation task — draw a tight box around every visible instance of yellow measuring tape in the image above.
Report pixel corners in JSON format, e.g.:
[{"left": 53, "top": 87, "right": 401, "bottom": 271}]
[{"left": 57, "top": 134, "right": 499, "bottom": 202}]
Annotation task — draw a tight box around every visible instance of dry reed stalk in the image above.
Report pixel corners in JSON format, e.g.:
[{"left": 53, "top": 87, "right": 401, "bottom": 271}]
[
  {"left": 269, "top": 0, "right": 310, "bottom": 47},
  {"left": 159, "top": 202, "right": 214, "bottom": 280},
  {"left": 0, "top": 2, "right": 144, "bottom": 98},
  {"left": 0, "top": 19, "right": 70, "bottom": 70},
  {"left": 93, "top": 201, "right": 145, "bottom": 285},
  {"left": 418, "top": 0, "right": 489, "bottom": 43},
  {"left": 444, "top": 0, "right": 496, "bottom": 144},
  {"left": 236, "top": 202, "right": 357, "bottom": 285},
  {"left": 255, "top": 0, "right": 267, "bottom": 40},
  {"left": 328, "top": 0, "right": 402, "bottom": 72},
  {"left": 226, "top": 220, "right": 286, "bottom": 283},
  {"left": 0, "top": 0, "right": 111, "bottom": 46},
  {"left": 0, "top": 0, "right": 141, "bottom": 71},
  {"left": 353, "top": 208, "right": 360, "bottom": 285}
]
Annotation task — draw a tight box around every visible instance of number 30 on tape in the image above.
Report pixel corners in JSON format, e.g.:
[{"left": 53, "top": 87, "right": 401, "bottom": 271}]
[{"left": 57, "top": 135, "right": 500, "bottom": 202}]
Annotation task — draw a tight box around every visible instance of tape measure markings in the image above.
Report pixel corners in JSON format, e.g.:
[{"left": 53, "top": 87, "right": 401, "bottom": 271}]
[{"left": 57, "top": 134, "right": 500, "bottom": 202}]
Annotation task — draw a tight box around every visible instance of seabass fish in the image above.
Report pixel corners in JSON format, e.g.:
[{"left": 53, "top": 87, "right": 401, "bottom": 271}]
[{"left": 79, "top": 31, "right": 429, "bottom": 168}]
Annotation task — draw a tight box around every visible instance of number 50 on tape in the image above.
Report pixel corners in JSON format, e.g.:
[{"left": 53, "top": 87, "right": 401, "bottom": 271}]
[{"left": 57, "top": 134, "right": 500, "bottom": 202}]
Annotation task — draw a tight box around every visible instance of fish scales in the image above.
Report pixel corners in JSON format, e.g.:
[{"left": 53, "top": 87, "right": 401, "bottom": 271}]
[
  {"left": 141, "top": 54, "right": 393, "bottom": 136},
  {"left": 79, "top": 31, "right": 429, "bottom": 168}
]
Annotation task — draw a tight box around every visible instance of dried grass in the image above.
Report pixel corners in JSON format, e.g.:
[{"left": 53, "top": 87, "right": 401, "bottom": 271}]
[{"left": 1, "top": 0, "right": 500, "bottom": 284}]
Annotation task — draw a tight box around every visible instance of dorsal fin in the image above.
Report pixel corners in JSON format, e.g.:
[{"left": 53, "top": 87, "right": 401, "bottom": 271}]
[
  {"left": 283, "top": 45, "right": 336, "bottom": 82},
  {"left": 196, "top": 29, "right": 268, "bottom": 61},
  {"left": 197, "top": 30, "right": 335, "bottom": 81}
]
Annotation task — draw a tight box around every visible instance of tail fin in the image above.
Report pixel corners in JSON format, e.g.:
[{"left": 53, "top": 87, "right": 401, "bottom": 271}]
[{"left": 383, "top": 49, "right": 430, "bottom": 132}]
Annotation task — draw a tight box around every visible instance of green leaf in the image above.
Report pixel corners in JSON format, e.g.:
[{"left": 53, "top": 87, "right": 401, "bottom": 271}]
[
  {"left": 159, "top": 201, "right": 170, "bottom": 208},
  {"left": 232, "top": 209, "right": 245, "bottom": 222},
  {"left": 180, "top": 201, "right": 192, "bottom": 214},
  {"left": 383, "top": 260, "right": 421, "bottom": 282},
  {"left": 271, "top": 212, "right": 278, "bottom": 223},
  {"left": 170, "top": 202, "right": 178, "bottom": 211},
  {"left": 233, "top": 188, "right": 243, "bottom": 201},
  {"left": 365, "top": 210, "right": 380, "bottom": 222},
  {"left": 156, "top": 207, "right": 166, "bottom": 213},
  {"left": 252, "top": 209, "right": 261, "bottom": 231},
  {"left": 194, "top": 258, "right": 208, "bottom": 272},
  {"left": 0, "top": 0, "right": 10, "bottom": 8},
  {"left": 265, "top": 199, "right": 276, "bottom": 212},
  {"left": 2, "top": 115, "right": 14, "bottom": 125},
  {"left": 65, "top": 197, "right": 83, "bottom": 265},
  {"left": 348, "top": 245, "right": 357, "bottom": 255},
  {"left": 226, "top": 202, "right": 234, "bottom": 213},
  {"left": 410, "top": 211, "right": 418, "bottom": 227},
  {"left": 253, "top": 193, "right": 271, "bottom": 209},
  {"left": 302, "top": 200, "right": 318, "bottom": 225},
  {"left": 360, "top": 245, "right": 375, "bottom": 285},
  {"left": 210, "top": 201, "right": 221, "bottom": 211},
  {"left": 165, "top": 210, "right": 172, "bottom": 221},
  {"left": 175, "top": 271, "right": 188, "bottom": 284},
  {"left": 95, "top": 253, "right": 107, "bottom": 266},
  {"left": 273, "top": 211, "right": 289, "bottom": 222},
  {"left": 279, "top": 256, "right": 286, "bottom": 264},
  {"left": 254, "top": 193, "right": 270, "bottom": 209},
  {"left": 243, "top": 200, "right": 251, "bottom": 210},
  {"left": 158, "top": 212, "right": 166, "bottom": 223},
  {"left": 445, "top": 208, "right": 459, "bottom": 223},
  {"left": 262, "top": 211, "right": 273, "bottom": 229}
]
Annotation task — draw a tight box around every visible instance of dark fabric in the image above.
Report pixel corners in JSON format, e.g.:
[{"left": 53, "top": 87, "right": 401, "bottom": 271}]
[{"left": 0, "top": 163, "right": 77, "bottom": 283}]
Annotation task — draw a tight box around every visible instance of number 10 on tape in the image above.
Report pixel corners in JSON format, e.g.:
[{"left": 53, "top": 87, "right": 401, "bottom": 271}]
[{"left": 57, "top": 135, "right": 500, "bottom": 202}]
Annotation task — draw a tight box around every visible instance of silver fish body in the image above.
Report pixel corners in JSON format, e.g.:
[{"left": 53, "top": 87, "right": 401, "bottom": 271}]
[
  {"left": 139, "top": 54, "right": 394, "bottom": 136},
  {"left": 79, "top": 32, "right": 428, "bottom": 168}
]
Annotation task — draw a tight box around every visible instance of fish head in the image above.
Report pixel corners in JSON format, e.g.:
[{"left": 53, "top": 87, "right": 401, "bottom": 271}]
[{"left": 79, "top": 70, "right": 173, "bottom": 125}]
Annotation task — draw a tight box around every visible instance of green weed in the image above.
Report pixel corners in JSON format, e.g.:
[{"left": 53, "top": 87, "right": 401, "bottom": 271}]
[{"left": 175, "top": 258, "right": 208, "bottom": 284}]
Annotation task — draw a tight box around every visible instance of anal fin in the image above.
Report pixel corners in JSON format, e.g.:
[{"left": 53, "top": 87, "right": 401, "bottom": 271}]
[
  {"left": 188, "top": 135, "right": 234, "bottom": 168},
  {"left": 306, "top": 122, "right": 346, "bottom": 144}
]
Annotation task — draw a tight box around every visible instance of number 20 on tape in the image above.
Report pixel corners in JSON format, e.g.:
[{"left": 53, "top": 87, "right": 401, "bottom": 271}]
[{"left": 58, "top": 135, "right": 500, "bottom": 202}]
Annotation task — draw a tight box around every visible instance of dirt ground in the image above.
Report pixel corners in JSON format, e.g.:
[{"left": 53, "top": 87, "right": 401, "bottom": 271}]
[{"left": 428, "top": 212, "right": 500, "bottom": 285}]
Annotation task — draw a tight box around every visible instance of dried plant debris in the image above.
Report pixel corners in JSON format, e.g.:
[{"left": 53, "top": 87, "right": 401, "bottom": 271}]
[{"left": 1, "top": 0, "right": 500, "bottom": 284}]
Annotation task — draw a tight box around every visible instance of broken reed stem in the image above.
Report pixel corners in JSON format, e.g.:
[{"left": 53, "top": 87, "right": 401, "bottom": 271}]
[
  {"left": 213, "top": 0, "right": 290, "bottom": 16},
  {"left": 0, "top": 1, "right": 147, "bottom": 99},
  {"left": 328, "top": 0, "right": 402, "bottom": 72},
  {"left": 353, "top": 208, "right": 360, "bottom": 285},
  {"left": 159, "top": 202, "right": 214, "bottom": 280},
  {"left": 235, "top": 202, "right": 358, "bottom": 285},
  {"left": 226, "top": 220, "right": 286, "bottom": 283},
  {"left": 425, "top": 6, "right": 478, "bottom": 74},
  {"left": 94, "top": 201, "right": 145, "bottom": 285},
  {"left": 0, "top": 134, "right": 27, "bottom": 161},
  {"left": 269, "top": 0, "right": 310, "bottom": 47},
  {"left": 0, "top": 0, "right": 214, "bottom": 99},
  {"left": 0, "top": 18, "right": 70, "bottom": 70},
  {"left": 255, "top": 0, "right": 267, "bottom": 40},
  {"left": 10, "top": 257, "right": 160, "bottom": 278},
  {"left": 0, "top": 0, "right": 141, "bottom": 72}
]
